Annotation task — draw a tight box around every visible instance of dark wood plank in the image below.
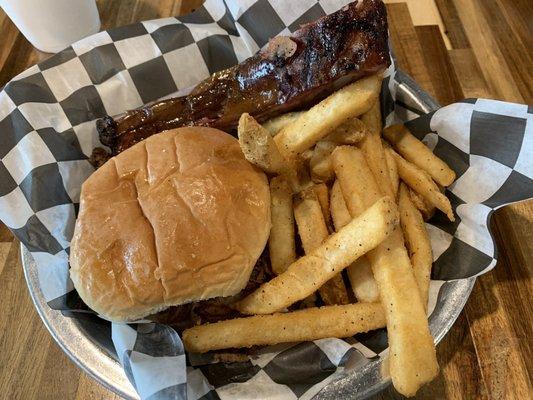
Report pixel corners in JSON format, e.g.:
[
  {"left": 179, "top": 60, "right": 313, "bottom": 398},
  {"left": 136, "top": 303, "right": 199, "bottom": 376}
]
[
  {"left": 0, "top": 33, "right": 48, "bottom": 87},
  {"left": 0, "top": 244, "right": 52, "bottom": 400},
  {"left": 96, "top": 0, "right": 174, "bottom": 30},
  {"left": 448, "top": 49, "right": 491, "bottom": 99},
  {"left": 463, "top": 204, "right": 533, "bottom": 398},
  {"left": 451, "top": 0, "right": 524, "bottom": 103},
  {"left": 464, "top": 269, "right": 531, "bottom": 399},
  {"left": 496, "top": 0, "right": 533, "bottom": 58},
  {"left": 476, "top": 0, "right": 533, "bottom": 104},
  {"left": 95, "top": 0, "right": 203, "bottom": 30},
  {"left": 74, "top": 373, "right": 122, "bottom": 400},
  {"left": 491, "top": 206, "right": 533, "bottom": 379},
  {"left": 386, "top": 3, "right": 436, "bottom": 97},
  {"left": 373, "top": 312, "right": 489, "bottom": 399},
  {"left": 177, "top": 0, "right": 204, "bottom": 15},
  {"left": 0, "top": 13, "right": 21, "bottom": 69},
  {"left": 37, "top": 343, "right": 82, "bottom": 400},
  {"left": 0, "top": 223, "right": 13, "bottom": 242},
  {"left": 434, "top": 0, "right": 470, "bottom": 49},
  {"left": 415, "top": 25, "right": 463, "bottom": 105},
  {"left": 434, "top": 312, "right": 490, "bottom": 399}
]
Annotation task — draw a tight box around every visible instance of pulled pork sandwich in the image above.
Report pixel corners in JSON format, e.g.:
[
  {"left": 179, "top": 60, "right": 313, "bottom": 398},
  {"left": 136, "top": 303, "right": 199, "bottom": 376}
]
[{"left": 70, "top": 127, "right": 271, "bottom": 322}]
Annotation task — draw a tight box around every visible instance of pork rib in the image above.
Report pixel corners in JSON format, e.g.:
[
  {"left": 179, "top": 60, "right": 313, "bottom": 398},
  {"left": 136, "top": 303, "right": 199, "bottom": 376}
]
[{"left": 97, "top": 0, "right": 390, "bottom": 155}]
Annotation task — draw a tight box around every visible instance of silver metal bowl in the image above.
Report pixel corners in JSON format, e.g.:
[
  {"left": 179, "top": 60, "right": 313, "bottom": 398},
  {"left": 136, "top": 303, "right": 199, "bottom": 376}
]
[{"left": 22, "top": 71, "right": 476, "bottom": 399}]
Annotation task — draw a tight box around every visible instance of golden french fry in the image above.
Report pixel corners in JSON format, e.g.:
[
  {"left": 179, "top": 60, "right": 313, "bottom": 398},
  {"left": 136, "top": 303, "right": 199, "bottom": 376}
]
[
  {"left": 310, "top": 141, "right": 336, "bottom": 183},
  {"left": 360, "top": 97, "right": 382, "bottom": 134},
  {"left": 385, "top": 148, "right": 399, "bottom": 200},
  {"left": 238, "top": 113, "right": 309, "bottom": 192},
  {"left": 183, "top": 302, "right": 386, "bottom": 353},
  {"left": 238, "top": 113, "right": 287, "bottom": 174},
  {"left": 268, "top": 176, "right": 296, "bottom": 275},
  {"left": 383, "top": 124, "right": 456, "bottom": 186},
  {"left": 324, "top": 117, "right": 368, "bottom": 144},
  {"left": 409, "top": 187, "right": 436, "bottom": 220},
  {"left": 332, "top": 146, "right": 439, "bottom": 397},
  {"left": 263, "top": 111, "right": 304, "bottom": 136},
  {"left": 359, "top": 98, "right": 395, "bottom": 199},
  {"left": 237, "top": 196, "right": 398, "bottom": 315},
  {"left": 330, "top": 181, "right": 379, "bottom": 303},
  {"left": 398, "top": 183, "right": 433, "bottom": 311},
  {"left": 293, "top": 188, "right": 329, "bottom": 253},
  {"left": 331, "top": 147, "right": 381, "bottom": 216},
  {"left": 294, "top": 188, "right": 349, "bottom": 305},
  {"left": 275, "top": 74, "right": 382, "bottom": 158},
  {"left": 388, "top": 148, "right": 454, "bottom": 221},
  {"left": 312, "top": 183, "right": 331, "bottom": 229},
  {"left": 345, "top": 256, "right": 379, "bottom": 303},
  {"left": 329, "top": 180, "right": 352, "bottom": 229}
]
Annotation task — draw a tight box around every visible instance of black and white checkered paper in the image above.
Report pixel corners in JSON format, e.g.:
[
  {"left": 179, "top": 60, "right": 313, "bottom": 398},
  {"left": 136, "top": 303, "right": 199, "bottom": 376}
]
[{"left": 0, "top": 0, "right": 531, "bottom": 399}]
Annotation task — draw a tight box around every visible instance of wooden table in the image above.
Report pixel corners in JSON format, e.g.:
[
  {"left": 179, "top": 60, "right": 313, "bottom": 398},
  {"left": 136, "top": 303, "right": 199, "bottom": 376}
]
[{"left": 0, "top": 1, "right": 531, "bottom": 399}]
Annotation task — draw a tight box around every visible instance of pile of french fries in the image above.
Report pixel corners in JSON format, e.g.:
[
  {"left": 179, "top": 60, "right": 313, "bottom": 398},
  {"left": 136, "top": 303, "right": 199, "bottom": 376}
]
[{"left": 182, "top": 73, "right": 457, "bottom": 397}]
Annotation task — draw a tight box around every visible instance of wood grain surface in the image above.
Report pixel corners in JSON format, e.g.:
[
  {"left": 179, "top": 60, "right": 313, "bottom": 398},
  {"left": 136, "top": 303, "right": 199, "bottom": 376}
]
[{"left": 0, "top": 1, "right": 531, "bottom": 399}]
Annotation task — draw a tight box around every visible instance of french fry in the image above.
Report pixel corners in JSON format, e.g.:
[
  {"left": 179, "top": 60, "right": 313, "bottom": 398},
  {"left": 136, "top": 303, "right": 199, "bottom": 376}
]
[
  {"left": 268, "top": 176, "right": 296, "bottom": 275},
  {"left": 310, "top": 141, "right": 336, "bottom": 183},
  {"left": 263, "top": 111, "right": 304, "bottom": 136},
  {"left": 332, "top": 146, "right": 439, "bottom": 397},
  {"left": 294, "top": 188, "right": 349, "bottom": 305},
  {"left": 324, "top": 117, "right": 368, "bottom": 144},
  {"left": 238, "top": 113, "right": 287, "bottom": 174},
  {"left": 388, "top": 148, "right": 454, "bottom": 221},
  {"left": 398, "top": 183, "right": 433, "bottom": 311},
  {"left": 359, "top": 98, "right": 395, "bottom": 199},
  {"left": 330, "top": 181, "right": 379, "bottom": 303},
  {"left": 312, "top": 183, "right": 331, "bottom": 228},
  {"left": 293, "top": 188, "right": 329, "bottom": 252},
  {"left": 237, "top": 196, "right": 398, "bottom": 315},
  {"left": 275, "top": 74, "right": 382, "bottom": 158},
  {"left": 409, "top": 187, "right": 436, "bottom": 220},
  {"left": 329, "top": 180, "right": 352, "bottom": 230},
  {"left": 383, "top": 124, "right": 456, "bottom": 186},
  {"left": 345, "top": 256, "right": 378, "bottom": 303},
  {"left": 183, "top": 302, "right": 386, "bottom": 353},
  {"left": 385, "top": 148, "right": 399, "bottom": 200},
  {"left": 238, "top": 113, "right": 308, "bottom": 191},
  {"left": 360, "top": 97, "right": 382, "bottom": 134}
]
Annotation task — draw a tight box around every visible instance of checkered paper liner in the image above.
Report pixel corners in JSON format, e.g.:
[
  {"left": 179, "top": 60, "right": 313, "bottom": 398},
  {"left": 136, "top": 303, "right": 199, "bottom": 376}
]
[{"left": 0, "top": 0, "right": 531, "bottom": 399}]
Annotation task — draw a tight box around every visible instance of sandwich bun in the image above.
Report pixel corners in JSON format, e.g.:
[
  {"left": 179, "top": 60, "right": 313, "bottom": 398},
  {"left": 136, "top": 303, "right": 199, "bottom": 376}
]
[{"left": 70, "top": 127, "right": 271, "bottom": 322}]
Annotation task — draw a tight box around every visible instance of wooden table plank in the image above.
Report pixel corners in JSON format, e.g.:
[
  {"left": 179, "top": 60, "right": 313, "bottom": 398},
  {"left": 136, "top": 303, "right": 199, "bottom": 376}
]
[
  {"left": 0, "top": 1, "right": 531, "bottom": 399},
  {"left": 384, "top": 0, "right": 452, "bottom": 49},
  {"left": 386, "top": 3, "right": 436, "bottom": 96},
  {"left": 448, "top": 49, "right": 491, "bottom": 99},
  {"left": 494, "top": 0, "right": 533, "bottom": 68},
  {"left": 414, "top": 25, "right": 463, "bottom": 104},
  {"left": 490, "top": 208, "right": 533, "bottom": 372},
  {"left": 475, "top": 0, "right": 533, "bottom": 104},
  {"left": 0, "top": 245, "right": 53, "bottom": 400},
  {"left": 465, "top": 266, "right": 531, "bottom": 399},
  {"left": 96, "top": 0, "right": 183, "bottom": 30},
  {"left": 37, "top": 341, "right": 83, "bottom": 400},
  {"left": 75, "top": 373, "right": 122, "bottom": 400},
  {"left": 434, "top": 0, "right": 470, "bottom": 49},
  {"left": 0, "top": 12, "right": 21, "bottom": 70},
  {"left": 451, "top": 0, "right": 525, "bottom": 103}
]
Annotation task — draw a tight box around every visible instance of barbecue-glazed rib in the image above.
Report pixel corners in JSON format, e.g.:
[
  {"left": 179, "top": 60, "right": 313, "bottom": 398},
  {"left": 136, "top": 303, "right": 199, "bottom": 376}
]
[{"left": 97, "top": 0, "right": 390, "bottom": 155}]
